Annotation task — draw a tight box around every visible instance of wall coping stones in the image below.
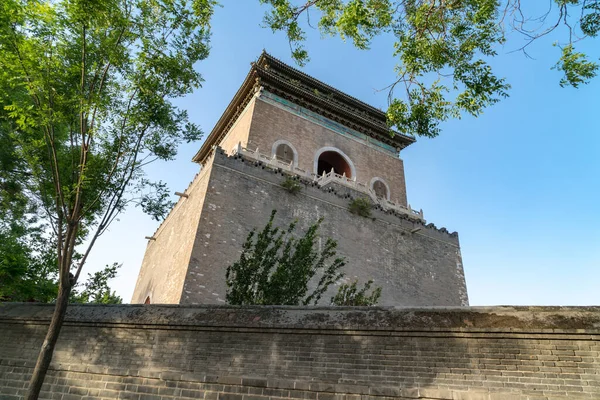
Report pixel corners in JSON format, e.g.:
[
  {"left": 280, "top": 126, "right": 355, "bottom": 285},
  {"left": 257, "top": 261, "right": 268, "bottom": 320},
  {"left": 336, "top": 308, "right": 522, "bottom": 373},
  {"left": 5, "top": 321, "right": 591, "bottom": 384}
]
[
  {"left": 1, "top": 304, "right": 599, "bottom": 333},
  {"left": 2, "top": 304, "right": 600, "bottom": 400}
]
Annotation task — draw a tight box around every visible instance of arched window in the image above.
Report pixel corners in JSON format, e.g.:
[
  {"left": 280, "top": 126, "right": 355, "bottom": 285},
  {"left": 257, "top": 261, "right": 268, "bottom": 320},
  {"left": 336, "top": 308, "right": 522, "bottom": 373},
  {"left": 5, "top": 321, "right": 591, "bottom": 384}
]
[
  {"left": 272, "top": 140, "right": 298, "bottom": 166},
  {"left": 314, "top": 147, "right": 356, "bottom": 178},
  {"left": 276, "top": 143, "right": 294, "bottom": 163},
  {"left": 370, "top": 178, "right": 390, "bottom": 200}
]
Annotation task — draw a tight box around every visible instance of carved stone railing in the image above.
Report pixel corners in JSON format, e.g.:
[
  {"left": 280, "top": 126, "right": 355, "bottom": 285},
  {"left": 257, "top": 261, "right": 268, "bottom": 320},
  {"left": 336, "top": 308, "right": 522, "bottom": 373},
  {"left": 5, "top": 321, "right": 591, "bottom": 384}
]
[
  {"left": 377, "top": 196, "right": 424, "bottom": 219},
  {"left": 316, "top": 170, "right": 368, "bottom": 192},
  {"left": 231, "top": 143, "right": 424, "bottom": 221}
]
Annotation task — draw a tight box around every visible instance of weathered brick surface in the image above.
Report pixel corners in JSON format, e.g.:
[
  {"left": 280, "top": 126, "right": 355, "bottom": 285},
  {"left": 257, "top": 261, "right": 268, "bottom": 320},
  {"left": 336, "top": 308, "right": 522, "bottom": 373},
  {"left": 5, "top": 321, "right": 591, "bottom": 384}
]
[
  {"left": 131, "top": 159, "right": 215, "bottom": 304},
  {"left": 181, "top": 150, "right": 466, "bottom": 306},
  {"left": 219, "top": 98, "right": 256, "bottom": 155},
  {"left": 1, "top": 304, "right": 599, "bottom": 400},
  {"left": 247, "top": 94, "right": 409, "bottom": 206}
]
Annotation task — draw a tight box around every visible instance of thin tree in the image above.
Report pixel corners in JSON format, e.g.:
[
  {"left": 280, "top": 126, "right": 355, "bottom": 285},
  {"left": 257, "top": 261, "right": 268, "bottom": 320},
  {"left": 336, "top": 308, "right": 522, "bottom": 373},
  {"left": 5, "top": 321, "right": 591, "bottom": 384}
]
[
  {"left": 0, "top": 0, "right": 216, "bottom": 397},
  {"left": 226, "top": 210, "right": 346, "bottom": 305}
]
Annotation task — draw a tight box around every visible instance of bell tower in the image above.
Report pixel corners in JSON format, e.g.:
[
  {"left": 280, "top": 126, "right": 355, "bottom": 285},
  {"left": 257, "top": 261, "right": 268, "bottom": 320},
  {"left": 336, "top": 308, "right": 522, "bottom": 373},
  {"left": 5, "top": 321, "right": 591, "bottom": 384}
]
[{"left": 132, "top": 52, "right": 468, "bottom": 306}]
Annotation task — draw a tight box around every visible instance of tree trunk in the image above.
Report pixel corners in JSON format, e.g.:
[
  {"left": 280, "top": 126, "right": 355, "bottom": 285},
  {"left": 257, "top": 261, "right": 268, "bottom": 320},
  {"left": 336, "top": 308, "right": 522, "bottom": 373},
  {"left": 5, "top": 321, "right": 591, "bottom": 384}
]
[{"left": 25, "top": 283, "right": 71, "bottom": 400}]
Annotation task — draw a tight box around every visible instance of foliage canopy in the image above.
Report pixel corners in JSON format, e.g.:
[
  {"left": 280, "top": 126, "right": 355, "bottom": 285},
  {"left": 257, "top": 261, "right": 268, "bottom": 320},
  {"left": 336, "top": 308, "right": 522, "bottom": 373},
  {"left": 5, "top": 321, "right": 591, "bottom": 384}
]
[
  {"left": 0, "top": 0, "right": 216, "bottom": 277},
  {"left": 258, "top": 0, "right": 599, "bottom": 137},
  {"left": 70, "top": 263, "right": 123, "bottom": 304}
]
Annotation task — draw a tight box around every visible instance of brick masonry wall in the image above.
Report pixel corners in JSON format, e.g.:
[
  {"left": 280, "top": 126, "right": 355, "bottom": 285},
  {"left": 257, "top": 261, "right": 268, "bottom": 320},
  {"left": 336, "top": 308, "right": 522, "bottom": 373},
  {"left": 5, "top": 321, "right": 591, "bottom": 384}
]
[
  {"left": 218, "top": 98, "right": 256, "bottom": 156},
  {"left": 247, "top": 94, "right": 409, "bottom": 206},
  {"left": 0, "top": 304, "right": 599, "bottom": 400},
  {"left": 131, "top": 159, "right": 215, "bottom": 304},
  {"left": 180, "top": 150, "right": 467, "bottom": 306}
]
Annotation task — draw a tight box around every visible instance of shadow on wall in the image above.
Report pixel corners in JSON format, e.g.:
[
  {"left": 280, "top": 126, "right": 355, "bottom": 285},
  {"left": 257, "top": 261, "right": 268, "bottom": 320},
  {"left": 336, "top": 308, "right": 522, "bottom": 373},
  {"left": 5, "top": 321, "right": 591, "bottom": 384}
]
[{"left": 1, "top": 304, "right": 599, "bottom": 399}]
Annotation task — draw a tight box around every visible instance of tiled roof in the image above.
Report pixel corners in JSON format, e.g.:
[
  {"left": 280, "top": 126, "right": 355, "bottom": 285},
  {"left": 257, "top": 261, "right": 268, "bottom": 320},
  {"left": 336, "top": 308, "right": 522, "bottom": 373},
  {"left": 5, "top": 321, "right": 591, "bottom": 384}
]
[{"left": 192, "top": 51, "right": 415, "bottom": 164}]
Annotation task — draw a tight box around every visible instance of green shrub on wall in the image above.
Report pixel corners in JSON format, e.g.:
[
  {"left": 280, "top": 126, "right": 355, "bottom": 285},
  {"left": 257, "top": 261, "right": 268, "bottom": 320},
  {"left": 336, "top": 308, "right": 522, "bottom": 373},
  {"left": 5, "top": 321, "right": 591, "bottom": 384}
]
[
  {"left": 226, "top": 210, "right": 384, "bottom": 307},
  {"left": 281, "top": 176, "right": 302, "bottom": 194},
  {"left": 225, "top": 210, "right": 345, "bottom": 305},
  {"left": 348, "top": 197, "right": 372, "bottom": 218},
  {"left": 331, "top": 279, "right": 382, "bottom": 306}
]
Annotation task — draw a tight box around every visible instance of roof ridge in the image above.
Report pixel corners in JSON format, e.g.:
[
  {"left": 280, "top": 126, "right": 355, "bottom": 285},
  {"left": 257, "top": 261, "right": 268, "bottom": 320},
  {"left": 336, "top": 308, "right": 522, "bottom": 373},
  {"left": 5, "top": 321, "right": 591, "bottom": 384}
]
[
  {"left": 193, "top": 51, "right": 416, "bottom": 164},
  {"left": 258, "top": 51, "right": 389, "bottom": 119}
]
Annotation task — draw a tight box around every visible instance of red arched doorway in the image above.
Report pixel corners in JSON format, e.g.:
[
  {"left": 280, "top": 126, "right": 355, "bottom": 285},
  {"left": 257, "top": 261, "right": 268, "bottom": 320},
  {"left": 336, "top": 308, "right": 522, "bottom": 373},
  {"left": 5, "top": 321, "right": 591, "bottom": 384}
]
[
  {"left": 144, "top": 296, "right": 151, "bottom": 304},
  {"left": 317, "top": 151, "right": 352, "bottom": 177}
]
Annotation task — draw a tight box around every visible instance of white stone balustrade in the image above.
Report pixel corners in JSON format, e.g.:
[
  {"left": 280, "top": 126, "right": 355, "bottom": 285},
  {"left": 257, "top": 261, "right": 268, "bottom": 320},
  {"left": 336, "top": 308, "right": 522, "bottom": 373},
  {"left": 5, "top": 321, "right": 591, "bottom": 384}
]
[{"left": 232, "top": 143, "right": 424, "bottom": 221}]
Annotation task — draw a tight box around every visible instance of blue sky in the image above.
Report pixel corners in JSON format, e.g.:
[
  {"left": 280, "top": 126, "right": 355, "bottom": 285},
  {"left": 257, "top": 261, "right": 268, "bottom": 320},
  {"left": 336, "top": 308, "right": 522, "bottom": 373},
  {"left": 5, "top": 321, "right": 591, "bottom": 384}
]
[{"left": 85, "top": 2, "right": 600, "bottom": 305}]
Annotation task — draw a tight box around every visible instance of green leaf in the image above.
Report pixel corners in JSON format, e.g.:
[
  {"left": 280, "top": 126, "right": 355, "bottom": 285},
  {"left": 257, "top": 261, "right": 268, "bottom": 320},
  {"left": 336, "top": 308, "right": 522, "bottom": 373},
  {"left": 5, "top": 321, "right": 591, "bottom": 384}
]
[
  {"left": 553, "top": 44, "right": 599, "bottom": 88},
  {"left": 258, "top": 0, "right": 597, "bottom": 137},
  {"left": 331, "top": 279, "right": 382, "bottom": 306},
  {"left": 225, "top": 210, "right": 346, "bottom": 306}
]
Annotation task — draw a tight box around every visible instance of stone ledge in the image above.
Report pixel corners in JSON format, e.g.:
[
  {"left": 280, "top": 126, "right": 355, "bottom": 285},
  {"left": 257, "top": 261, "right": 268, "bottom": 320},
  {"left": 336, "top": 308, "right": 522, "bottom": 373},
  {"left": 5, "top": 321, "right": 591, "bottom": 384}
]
[
  {"left": 1, "top": 304, "right": 599, "bottom": 331},
  {"left": 4, "top": 320, "right": 600, "bottom": 340}
]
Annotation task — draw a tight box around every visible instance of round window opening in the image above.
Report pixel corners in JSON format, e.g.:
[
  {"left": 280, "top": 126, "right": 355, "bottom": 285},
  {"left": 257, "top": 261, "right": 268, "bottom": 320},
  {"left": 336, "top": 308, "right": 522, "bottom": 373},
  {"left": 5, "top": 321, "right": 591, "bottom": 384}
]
[{"left": 317, "top": 151, "right": 352, "bottom": 178}]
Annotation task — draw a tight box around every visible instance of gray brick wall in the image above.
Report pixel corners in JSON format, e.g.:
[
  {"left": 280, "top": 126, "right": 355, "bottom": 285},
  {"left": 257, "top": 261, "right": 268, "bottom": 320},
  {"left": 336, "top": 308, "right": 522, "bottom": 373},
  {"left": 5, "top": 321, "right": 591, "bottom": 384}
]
[
  {"left": 131, "top": 160, "right": 215, "bottom": 304},
  {"left": 181, "top": 149, "right": 467, "bottom": 306},
  {"left": 0, "top": 304, "right": 599, "bottom": 400}
]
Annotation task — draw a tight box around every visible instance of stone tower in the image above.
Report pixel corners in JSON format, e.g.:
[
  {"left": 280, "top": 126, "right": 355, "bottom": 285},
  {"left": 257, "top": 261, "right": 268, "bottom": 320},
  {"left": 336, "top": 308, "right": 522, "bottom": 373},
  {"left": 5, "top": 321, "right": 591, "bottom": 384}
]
[{"left": 131, "top": 52, "right": 469, "bottom": 306}]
